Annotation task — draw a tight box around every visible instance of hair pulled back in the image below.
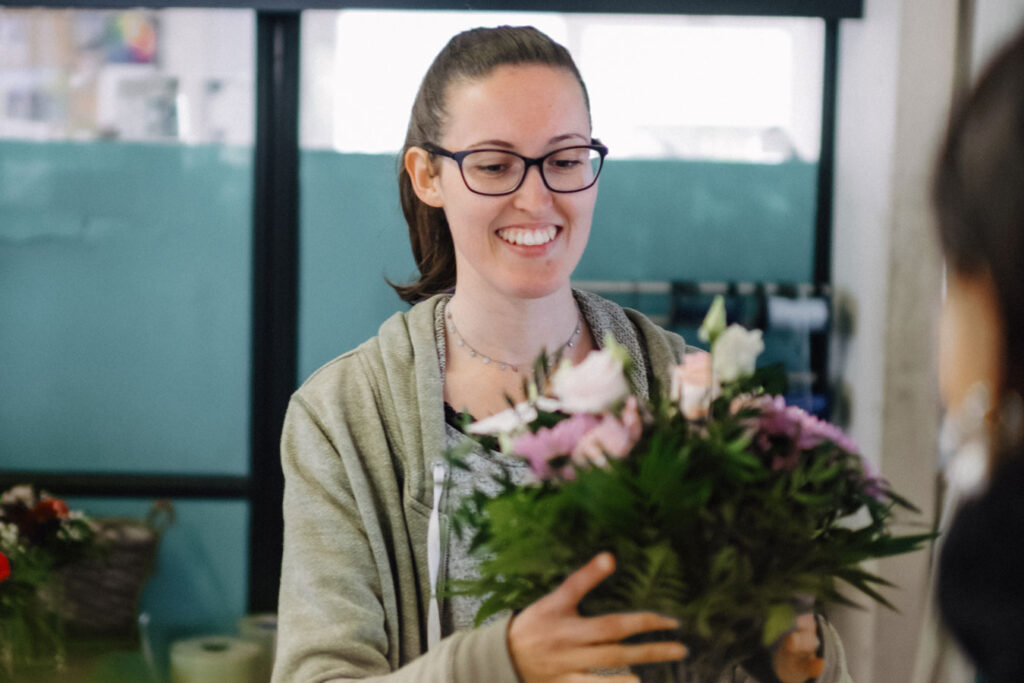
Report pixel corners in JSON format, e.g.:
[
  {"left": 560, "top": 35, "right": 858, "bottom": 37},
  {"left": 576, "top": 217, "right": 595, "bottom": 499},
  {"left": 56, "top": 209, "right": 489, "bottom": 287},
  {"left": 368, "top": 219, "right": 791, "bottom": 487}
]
[
  {"left": 391, "top": 26, "right": 590, "bottom": 304},
  {"left": 933, "top": 25, "right": 1024, "bottom": 402}
]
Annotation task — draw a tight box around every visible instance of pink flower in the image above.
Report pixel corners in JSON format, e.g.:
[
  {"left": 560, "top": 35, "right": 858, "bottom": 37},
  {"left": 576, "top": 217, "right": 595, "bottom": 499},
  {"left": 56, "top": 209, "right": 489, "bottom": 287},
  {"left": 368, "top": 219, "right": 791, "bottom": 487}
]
[
  {"left": 512, "top": 413, "right": 602, "bottom": 480},
  {"left": 572, "top": 396, "right": 643, "bottom": 467},
  {"left": 551, "top": 348, "right": 629, "bottom": 414},
  {"left": 670, "top": 351, "right": 720, "bottom": 419}
]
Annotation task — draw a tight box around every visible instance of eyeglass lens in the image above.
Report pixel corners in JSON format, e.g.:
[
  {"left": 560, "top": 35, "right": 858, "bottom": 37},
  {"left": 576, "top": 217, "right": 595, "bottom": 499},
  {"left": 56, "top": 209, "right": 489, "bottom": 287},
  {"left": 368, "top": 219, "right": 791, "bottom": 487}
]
[{"left": 460, "top": 147, "right": 603, "bottom": 194}]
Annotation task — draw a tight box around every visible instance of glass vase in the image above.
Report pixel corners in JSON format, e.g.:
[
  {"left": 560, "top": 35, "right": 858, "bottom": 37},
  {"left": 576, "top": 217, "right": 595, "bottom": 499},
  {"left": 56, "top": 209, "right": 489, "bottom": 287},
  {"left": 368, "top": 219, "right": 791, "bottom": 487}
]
[{"left": 0, "top": 586, "right": 67, "bottom": 680}]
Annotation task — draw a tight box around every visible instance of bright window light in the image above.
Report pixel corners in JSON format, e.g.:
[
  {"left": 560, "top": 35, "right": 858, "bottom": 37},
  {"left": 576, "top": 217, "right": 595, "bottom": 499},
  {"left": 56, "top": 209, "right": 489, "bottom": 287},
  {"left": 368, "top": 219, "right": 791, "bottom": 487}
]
[{"left": 300, "top": 10, "right": 823, "bottom": 162}]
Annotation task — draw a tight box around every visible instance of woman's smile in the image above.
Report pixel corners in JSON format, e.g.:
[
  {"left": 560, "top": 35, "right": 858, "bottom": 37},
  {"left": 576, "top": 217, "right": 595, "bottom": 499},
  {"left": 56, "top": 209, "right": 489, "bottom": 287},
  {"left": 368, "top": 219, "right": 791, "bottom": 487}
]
[{"left": 495, "top": 224, "right": 560, "bottom": 249}]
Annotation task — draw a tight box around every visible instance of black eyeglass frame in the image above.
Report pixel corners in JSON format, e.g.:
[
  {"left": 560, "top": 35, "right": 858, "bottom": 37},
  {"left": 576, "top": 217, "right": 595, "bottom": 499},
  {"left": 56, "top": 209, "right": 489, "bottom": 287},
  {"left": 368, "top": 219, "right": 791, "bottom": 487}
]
[{"left": 421, "top": 140, "right": 609, "bottom": 196}]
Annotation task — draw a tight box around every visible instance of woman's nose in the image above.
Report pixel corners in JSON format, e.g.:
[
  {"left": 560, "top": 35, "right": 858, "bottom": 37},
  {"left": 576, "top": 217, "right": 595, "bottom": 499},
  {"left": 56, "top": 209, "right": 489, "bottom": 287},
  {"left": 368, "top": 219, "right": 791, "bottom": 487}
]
[{"left": 511, "top": 165, "right": 554, "bottom": 210}]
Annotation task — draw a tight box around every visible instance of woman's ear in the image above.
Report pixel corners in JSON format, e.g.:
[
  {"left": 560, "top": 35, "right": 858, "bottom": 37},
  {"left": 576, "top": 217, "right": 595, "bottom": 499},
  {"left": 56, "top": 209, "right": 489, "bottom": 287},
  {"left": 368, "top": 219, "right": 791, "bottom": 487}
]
[
  {"left": 405, "top": 147, "right": 445, "bottom": 208},
  {"left": 939, "top": 267, "right": 1006, "bottom": 416}
]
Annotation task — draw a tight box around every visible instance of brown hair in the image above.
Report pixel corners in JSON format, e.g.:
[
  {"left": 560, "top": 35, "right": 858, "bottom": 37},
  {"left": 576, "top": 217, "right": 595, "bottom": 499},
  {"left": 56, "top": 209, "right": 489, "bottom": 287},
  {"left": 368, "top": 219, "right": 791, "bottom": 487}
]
[
  {"left": 933, "top": 25, "right": 1024, "bottom": 403},
  {"left": 390, "top": 26, "right": 591, "bottom": 303}
]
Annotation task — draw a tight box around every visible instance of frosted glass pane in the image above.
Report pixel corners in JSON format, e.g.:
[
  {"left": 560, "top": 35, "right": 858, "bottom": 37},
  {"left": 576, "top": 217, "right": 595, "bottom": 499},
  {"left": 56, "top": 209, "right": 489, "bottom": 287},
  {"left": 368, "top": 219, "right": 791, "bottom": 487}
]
[
  {"left": 0, "top": 7, "right": 254, "bottom": 475},
  {"left": 0, "top": 141, "right": 252, "bottom": 474}
]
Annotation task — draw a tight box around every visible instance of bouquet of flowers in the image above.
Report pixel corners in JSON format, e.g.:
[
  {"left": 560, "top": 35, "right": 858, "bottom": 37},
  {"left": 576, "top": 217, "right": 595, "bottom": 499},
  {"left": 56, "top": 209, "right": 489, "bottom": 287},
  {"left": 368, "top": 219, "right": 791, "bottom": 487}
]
[
  {"left": 447, "top": 297, "right": 931, "bottom": 682},
  {"left": 0, "top": 485, "right": 97, "bottom": 677}
]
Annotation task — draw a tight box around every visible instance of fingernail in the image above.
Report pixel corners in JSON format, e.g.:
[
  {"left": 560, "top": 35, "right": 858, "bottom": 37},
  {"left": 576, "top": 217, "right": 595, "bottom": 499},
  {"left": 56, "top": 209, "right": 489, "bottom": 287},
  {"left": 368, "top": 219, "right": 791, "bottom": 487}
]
[{"left": 596, "top": 552, "right": 613, "bottom": 571}]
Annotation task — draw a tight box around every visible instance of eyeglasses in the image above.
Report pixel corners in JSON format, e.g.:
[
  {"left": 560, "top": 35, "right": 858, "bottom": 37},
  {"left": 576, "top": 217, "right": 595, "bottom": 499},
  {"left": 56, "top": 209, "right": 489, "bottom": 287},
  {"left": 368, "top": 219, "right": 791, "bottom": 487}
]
[{"left": 421, "top": 140, "right": 609, "bottom": 196}]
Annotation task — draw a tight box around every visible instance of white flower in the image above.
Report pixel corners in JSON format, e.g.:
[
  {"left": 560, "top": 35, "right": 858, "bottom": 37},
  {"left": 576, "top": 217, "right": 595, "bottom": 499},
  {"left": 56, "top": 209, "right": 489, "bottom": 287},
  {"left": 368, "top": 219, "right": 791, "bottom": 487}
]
[
  {"left": 0, "top": 522, "right": 19, "bottom": 551},
  {"left": 1, "top": 485, "right": 34, "bottom": 506},
  {"left": 467, "top": 402, "right": 538, "bottom": 436},
  {"left": 534, "top": 396, "right": 562, "bottom": 413},
  {"left": 551, "top": 347, "right": 630, "bottom": 414},
  {"left": 711, "top": 324, "right": 764, "bottom": 383}
]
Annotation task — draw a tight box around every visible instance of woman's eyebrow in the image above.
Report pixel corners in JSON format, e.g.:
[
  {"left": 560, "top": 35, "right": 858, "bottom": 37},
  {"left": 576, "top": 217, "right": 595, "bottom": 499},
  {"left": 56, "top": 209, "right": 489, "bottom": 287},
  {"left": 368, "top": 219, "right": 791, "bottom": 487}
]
[
  {"left": 548, "top": 133, "right": 589, "bottom": 145},
  {"left": 467, "top": 133, "right": 590, "bottom": 150}
]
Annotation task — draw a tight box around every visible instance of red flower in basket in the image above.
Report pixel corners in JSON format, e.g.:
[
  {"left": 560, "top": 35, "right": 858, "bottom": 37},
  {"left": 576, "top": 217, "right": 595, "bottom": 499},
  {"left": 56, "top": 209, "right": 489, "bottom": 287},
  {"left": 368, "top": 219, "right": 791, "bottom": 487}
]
[
  {"left": 0, "top": 551, "right": 10, "bottom": 583},
  {"left": 32, "top": 498, "right": 70, "bottom": 522}
]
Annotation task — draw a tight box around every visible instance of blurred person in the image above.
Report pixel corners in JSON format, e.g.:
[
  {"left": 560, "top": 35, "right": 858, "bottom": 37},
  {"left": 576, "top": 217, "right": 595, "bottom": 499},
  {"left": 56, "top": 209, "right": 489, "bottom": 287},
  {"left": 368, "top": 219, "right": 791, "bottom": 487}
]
[{"left": 916, "top": 20, "right": 1024, "bottom": 683}]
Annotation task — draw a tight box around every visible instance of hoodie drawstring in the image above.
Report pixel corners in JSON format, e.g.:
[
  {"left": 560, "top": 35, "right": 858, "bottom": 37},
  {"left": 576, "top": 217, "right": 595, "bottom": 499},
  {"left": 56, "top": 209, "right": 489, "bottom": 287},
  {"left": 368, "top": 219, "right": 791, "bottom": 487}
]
[{"left": 427, "top": 460, "right": 447, "bottom": 649}]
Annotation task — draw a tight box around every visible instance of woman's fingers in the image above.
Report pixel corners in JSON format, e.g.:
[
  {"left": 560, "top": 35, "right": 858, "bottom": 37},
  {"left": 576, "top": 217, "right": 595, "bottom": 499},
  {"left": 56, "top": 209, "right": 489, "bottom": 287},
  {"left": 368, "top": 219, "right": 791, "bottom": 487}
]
[
  {"left": 783, "top": 614, "right": 819, "bottom": 654},
  {"left": 508, "top": 554, "right": 689, "bottom": 682},
  {"left": 549, "top": 552, "right": 617, "bottom": 610},
  {"left": 561, "top": 641, "right": 688, "bottom": 671},
  {"left": 772, "top": 614, "right": 825, "bottom": 683},
  {"left": 583, "top": 611, "right": 680, "bottom": 644}
]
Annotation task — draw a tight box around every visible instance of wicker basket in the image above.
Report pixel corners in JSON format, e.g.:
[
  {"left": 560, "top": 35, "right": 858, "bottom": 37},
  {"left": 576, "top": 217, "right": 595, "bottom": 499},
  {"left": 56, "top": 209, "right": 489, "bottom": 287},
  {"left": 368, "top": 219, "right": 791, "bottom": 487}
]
[{"left": 58, "top": 500, "right": 175, "bottom": 638}]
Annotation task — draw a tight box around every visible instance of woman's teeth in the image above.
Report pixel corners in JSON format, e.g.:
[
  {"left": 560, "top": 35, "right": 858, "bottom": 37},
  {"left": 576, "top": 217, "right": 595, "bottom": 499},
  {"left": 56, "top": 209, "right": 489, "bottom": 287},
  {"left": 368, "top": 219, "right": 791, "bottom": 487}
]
[{"left": 497, "top": 226, "right": 558, "bottom": 246}]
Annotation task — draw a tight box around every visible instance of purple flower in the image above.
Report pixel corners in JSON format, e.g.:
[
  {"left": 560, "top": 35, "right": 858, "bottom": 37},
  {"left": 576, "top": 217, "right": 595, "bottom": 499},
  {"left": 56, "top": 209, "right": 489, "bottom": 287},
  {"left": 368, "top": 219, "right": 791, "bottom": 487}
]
[
  {"left": 512, "top": 413, "right": 602, "bottom": 480},
  {"left": 749, "top": 396, "right": 860, "bottom": 470},
  {"left": 758, "top": 396, "right": 858, "bottom": 451}
]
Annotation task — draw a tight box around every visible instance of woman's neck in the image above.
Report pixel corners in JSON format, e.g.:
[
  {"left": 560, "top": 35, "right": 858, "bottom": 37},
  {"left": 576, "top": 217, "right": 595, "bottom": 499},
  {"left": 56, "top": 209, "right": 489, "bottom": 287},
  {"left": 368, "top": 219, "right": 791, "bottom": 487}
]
[{"left": 446, "top": 285, "right": 581, "bottom": 370}]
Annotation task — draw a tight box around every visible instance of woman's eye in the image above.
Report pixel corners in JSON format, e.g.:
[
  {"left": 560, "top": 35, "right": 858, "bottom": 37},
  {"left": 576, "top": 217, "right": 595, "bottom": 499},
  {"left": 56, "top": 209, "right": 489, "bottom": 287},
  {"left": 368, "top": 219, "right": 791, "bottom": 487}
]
[
  {"left": 546, "top": 152, "right": 586, "bottom": 172},
  {"left": 474, "top": 163, "right": 509, "bottom": 175},
  {"left": 466, "top": 153, "right": 516, "bottom": 176}
]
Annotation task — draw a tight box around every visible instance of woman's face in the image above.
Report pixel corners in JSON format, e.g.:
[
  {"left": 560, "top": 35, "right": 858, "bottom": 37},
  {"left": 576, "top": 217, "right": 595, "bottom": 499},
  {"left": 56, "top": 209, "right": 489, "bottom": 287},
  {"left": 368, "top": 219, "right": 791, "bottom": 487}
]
[{"left": 427, "top": 64, "right": 596, "bottom": 300}]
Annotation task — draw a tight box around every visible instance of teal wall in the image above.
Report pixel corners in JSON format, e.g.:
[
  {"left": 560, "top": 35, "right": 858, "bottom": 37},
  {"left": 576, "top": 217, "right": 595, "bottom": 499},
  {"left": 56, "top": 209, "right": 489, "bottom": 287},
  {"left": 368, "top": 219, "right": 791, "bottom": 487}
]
[{"left": 298, "top": 153, "right": 817, "bottom": 377}]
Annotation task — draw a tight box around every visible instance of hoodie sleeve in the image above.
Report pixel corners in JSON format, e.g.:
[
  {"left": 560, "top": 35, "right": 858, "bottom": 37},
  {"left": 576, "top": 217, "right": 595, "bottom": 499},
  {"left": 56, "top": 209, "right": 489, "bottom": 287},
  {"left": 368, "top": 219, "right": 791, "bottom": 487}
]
[{"left": 273, "top": 386, "right": 521, "bottom": 683}]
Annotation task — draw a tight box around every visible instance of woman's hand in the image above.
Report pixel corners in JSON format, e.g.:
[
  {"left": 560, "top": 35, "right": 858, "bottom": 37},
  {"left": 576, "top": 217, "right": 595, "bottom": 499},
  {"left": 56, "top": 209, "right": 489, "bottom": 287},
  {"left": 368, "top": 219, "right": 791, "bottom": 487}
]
[
  {"left": 771, "top": 613, "right": 825, "bottom": 683},
  {"left": 507, "top": 553, "right": 687, "bottom": 683}
]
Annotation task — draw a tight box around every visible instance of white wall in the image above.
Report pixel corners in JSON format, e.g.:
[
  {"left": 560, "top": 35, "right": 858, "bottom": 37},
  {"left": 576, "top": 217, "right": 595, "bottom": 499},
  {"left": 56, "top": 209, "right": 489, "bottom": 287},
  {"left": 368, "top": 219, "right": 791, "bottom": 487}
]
[
  {"left": 972, "top": 0, "right": 1024, "bottom": 75},
  {"left": 830, "top": 0, "right": 958, "bottom": 680}
]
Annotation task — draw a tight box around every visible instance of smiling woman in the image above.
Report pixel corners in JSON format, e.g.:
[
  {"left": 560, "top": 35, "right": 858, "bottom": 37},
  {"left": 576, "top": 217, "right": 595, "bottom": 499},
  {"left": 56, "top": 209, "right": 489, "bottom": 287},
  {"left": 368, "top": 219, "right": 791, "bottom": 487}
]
[{"left": 274, "top": 24, "right": 852, "bottom": 683}]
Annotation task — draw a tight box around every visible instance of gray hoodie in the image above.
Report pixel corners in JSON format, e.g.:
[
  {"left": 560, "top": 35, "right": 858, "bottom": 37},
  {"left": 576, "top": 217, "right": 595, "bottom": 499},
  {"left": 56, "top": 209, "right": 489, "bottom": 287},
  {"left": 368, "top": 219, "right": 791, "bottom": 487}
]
[{"left": 273, "top": 291, "right": 850, "bottom": 683}]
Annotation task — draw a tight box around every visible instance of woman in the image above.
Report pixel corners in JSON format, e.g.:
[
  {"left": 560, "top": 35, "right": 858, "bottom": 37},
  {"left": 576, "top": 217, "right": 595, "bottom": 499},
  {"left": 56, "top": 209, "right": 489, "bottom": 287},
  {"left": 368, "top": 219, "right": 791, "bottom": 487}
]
[
  {"left": 930, "top": 23, "right": 1024, "bottom": 683},
  {"left": 274, "top": 26, "right": 845, "bottom": 682}
]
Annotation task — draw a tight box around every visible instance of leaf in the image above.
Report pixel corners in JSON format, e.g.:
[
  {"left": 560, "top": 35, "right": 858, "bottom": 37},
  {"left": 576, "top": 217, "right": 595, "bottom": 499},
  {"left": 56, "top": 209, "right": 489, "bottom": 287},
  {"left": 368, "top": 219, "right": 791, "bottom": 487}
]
[
  {"left": 594, "top": 541, "right": 687, "bottom": 618},
  {"left": 762, "top": 602, "right": 796, "bottom": 647}
]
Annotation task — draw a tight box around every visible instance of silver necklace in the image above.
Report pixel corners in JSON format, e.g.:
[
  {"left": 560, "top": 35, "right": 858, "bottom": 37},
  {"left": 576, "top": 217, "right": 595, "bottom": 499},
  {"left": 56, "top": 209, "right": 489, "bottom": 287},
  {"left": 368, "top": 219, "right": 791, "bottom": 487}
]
[{"left": 445, "top": 302, "right": 583, "bottom": 373}]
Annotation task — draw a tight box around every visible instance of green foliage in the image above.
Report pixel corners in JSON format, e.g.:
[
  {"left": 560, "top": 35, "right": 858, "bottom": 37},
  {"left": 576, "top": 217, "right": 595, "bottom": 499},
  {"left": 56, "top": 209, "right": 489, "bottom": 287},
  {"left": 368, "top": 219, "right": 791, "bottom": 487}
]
[
  {"left": 1, "top": 486, "right": 98, "bottom": 679},
  {"left": 445, "top": 344, "right": 934, "bottom": 675}
]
